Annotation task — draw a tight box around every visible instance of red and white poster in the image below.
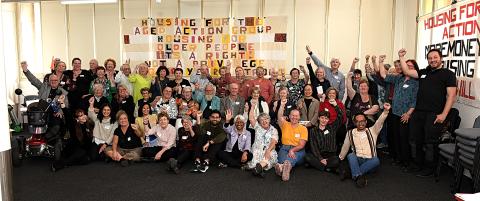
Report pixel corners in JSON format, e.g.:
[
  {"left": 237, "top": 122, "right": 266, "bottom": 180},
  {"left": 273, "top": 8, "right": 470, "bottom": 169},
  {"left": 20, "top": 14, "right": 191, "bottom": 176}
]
[{"left": 417, "top": 0, "right": 480, "bottom": 108}]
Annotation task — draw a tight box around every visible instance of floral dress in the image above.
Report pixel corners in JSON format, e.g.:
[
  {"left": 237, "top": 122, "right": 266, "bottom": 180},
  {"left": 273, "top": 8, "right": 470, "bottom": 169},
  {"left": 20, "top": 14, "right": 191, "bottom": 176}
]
[
  {"left": 286, "top": 79, "right": 305, "bottom": 106},
  {"left": 247, "top": 124, "right": 279, "bottom": 170}
]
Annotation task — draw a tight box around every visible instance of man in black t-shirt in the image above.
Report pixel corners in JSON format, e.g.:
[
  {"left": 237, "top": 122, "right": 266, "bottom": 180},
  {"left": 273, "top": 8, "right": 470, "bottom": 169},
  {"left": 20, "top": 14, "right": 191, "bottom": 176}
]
[{"left": 398, "top": 49, "right": 457, "bottom": 177}]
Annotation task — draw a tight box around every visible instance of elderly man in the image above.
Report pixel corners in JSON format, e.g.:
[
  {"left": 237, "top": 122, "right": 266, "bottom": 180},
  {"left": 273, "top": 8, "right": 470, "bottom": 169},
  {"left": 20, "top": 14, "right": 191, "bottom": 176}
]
[
  {"left": 307, "top": 45, "right": 346, "bottom": 101},
  {"left": 339, "top": 103, "right": 390, "bottom": 188},
  {"left": 115, "top": 63, "right": 133, "bottom": 95},
  {"left": 217, "top": 110, "right": 253, "bottom": 169},
  {"left": 232, "top": 66, "right": 251, "bottom": 100},
  {"left": 306, "top": 57, "right": 331, "bottom": 99},
  {"left": 269, "top": 68, "right": 286, "bottom": 101},
  {"left": 220, "top": 83, "right": 245, "bottom": 122},
  {"left": 190, "top": 63, "right": 212, "bottom": 96},
  {"left": 194, "top": 83, "right": 221, "bottom": 119},
  {"left": 89, "top": 59, "right": 98, "bottom": 78},
  {"left": 21, "top": 61, "right": 68, "bottom": 160},
  {"left": 275, "top": 105, "right": 308, "bottom": 182},
  {"left": 247, "top": 67, "right": 275, "bottom": 104},
  {"left": 398, "top": 48, "right": 457, "bottom": 177},
  {"left": 209, "top": 61, "right": 234, "bottom": 98}
]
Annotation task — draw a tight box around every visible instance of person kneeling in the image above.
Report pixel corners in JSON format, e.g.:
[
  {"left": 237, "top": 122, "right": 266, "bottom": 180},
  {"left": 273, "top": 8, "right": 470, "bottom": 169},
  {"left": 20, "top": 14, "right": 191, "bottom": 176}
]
[
  {"left": 338, "top": 103, "right": 390, "bottom": 188},
  {"left": 105, "top": 111, "right": 143, "bottom": 167},
  {"left": 217, "top": 110, "right": 253, "bottom": 169}
]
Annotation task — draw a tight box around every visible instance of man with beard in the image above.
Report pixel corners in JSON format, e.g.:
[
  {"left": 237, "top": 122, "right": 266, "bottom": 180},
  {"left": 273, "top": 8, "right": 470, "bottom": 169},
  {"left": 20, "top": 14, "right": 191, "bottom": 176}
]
[
  {"left": 397, "top": 48, "right": 456, "bottom": 177},
  {"left": 338, "top": 103, "right": 391, "bottom": 188},
  {"left": 194, "top": 83, "right": 221, "bottom": 119},
  {"left": 191, "top": 110, "right": 226, "bottom": 173},
  {"left": 220, "top": 83, "right": 245, "bottom": 122},
  {"left": 190, "top": 63, "right": 212, "bottom": 97}
]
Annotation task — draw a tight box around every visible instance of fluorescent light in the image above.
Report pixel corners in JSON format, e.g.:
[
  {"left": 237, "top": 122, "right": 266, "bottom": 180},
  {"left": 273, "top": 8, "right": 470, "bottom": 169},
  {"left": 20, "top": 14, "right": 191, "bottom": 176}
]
[
  {"left": 61, "top": 0, "right": 117, "bottom": 5},
  {"left": 156, "top": 0, "right": 162, "bottom": 3}
]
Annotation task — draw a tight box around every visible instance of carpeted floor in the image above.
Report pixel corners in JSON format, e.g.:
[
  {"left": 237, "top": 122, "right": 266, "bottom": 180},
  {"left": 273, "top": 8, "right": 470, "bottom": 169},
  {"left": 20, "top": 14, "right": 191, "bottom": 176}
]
[{"left": 12, "top": 154, "right": 466, "bottom": 201}]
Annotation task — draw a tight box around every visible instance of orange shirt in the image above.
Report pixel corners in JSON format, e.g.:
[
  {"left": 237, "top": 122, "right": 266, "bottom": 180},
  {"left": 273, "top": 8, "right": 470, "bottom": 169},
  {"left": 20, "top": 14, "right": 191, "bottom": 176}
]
[{"left": 280, "top": 121, "right": 308, "bottom": 146}]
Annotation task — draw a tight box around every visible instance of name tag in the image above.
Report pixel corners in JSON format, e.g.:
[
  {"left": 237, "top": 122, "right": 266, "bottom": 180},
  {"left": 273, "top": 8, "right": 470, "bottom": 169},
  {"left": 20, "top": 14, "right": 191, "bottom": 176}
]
[
  {"left": 206, "top": 131, "right": 211, "bottom": 136},
  {"left": 360, "top": 133, "right": 367, "bottom": 139},
  {"left": 127, "top": 137, "right": 131, "bottom": 141},
  {"left": 209, "top": 106, "right": 213, "bottom": 109},
  {"left": 334, "top": 75, "right": 339, "bottom": 79},
  {"left": 420, "top": 74, "right": 426, "bottom": 79},
  {"left": 122, "top": 101, "right": 126, "bottom": 104},
  {"left": 182, "top": 136, "right": 188, "bottom": 140},
  {"left": 60, "top": 81, "right": 65, "bottom": 85},
  {"left": 287, "top": 105, "right": 292, "bottom": 108},
  {"left": 104, "top": 124, "right": 111, "bottom": 129},
  {"left": 182, "top": 85, "right": 186, "bottom": 88},
  {"left": 79, "top": 74, "right": 84, "bottom": 77},
  {"left": 289, "top": 87, "right": 294, "bottom": 90},
  {"left": 295, "top": 133, "right": 300, "bottom": 138},
  {"left": 403, "top": 84, "right": 409, "bottom": 88},
  {"left": 235, "top": 101, "right": 240, "bottom": 105},
  {"left": 255, "top": 85, "right": 260, "bottom": 88},
  {"left": 324, "top": 130, "right": 330, "bottom": 135},
  {"left": 182, "top": 102, "right": 187, "bottom": 106},
  {"left": 316, "top": 86, "right": 323, "bottom": 94},
  {"left": 367, "top": 105, "right": 371, "bottom": 108},
  {"left": 242, "top": 135, "right": 247, "bottom": 140},
  {"left": 324, "top": 108, "right": 329, "bottom": 112}
]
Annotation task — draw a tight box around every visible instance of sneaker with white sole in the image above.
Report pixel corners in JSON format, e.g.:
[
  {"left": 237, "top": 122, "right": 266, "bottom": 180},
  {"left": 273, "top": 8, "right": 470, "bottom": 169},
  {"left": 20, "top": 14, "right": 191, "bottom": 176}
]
[{"left": 199, "top": 160, "right": 209, "bottom": 173}]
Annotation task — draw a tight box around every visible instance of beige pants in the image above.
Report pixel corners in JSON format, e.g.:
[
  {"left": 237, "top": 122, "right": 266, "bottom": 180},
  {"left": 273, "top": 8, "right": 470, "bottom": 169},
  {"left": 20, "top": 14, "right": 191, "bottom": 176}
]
[{"left": 105, "top": 147, "right": 142, "bottom": 161}]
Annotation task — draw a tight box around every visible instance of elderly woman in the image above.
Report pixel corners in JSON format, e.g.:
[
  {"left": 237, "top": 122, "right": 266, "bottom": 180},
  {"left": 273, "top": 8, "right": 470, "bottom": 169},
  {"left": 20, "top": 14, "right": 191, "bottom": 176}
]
[
  {"left": 217, "top": 110, "right": 253, "bottom": 169},
  {"left": 297, "top": 84, "right": 320, "bottom": 129},
  {"left": 286, "top": 67, "right": 308, "bottom": 105},
  {"left": 151, "top": 66, "right": 170, "bottom": 98},
  {"left": 105, "top": 110, "right": 143, "bottom": 166},
  {"left": 142, "top": 112, "right": 177, "bottom": 161},
  {"left": 129, "top": 63, "right": 153, "bottom": 104},
  {"left": 346, "top": 73, "right": 379, "bottom": 129},
  {"left": 104, "top": 58, "right": 119, "bottom": 78},
  {"left": 243, "top": 87, "right": 269, "bottom": 127},
  {"left": 87, "top": 97, "right": 117, "bottom": 161},
  {"left": 271, "top": 87, "right": 296, "bottom": 124},
  {"left": 111, "top": 84, "right": 135, "bottom": 122},
  {"left": 89, "top": 66, "right": 116, "bottom": 103},
  {"left": 167, "top": 117, "right": 200, "bottom": 174},
  {"left": 84, "top": 83, "right": 109, "bottom": 114},
  {"left": 153, "top": 87, "right": 178, "bottom": 125},
  {"left": 247, "top": 111, "right": 279, "bottom": 177},
  {"left": 135, "top": 104, "right": 158, "bottom": 145},
  {"left": 175, "top": 86, "right": 195, "bottom": 129},
  {"left": 194, "top": 83, "right": 221, "bottom": 119},
  {"left": 306, "top": 57, "right": 331, "bottom": 99},
  {"left": 115, "top": 63, "right": 133, "bottom": 95},
  {"left": 44, "top": 60, "right": 71, "bottom": 89},
  {"left": 167, "top": 68, "right": 191, "bottom": 98}
]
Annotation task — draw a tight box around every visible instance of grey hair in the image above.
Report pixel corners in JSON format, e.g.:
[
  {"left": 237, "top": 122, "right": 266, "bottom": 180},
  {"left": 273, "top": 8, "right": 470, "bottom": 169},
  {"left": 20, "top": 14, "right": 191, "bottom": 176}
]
[
  {"left": 257, "top": 113, "right": 271, "bottom": 123},
  {"left": 93, "top": 83, "right": 104, "bottom": 92},
  {"left": 205, "top": 83, "right": 216, "bottom": 94},
  {"left": 234, "top": 114, "right": 246, "bottom": 123}
]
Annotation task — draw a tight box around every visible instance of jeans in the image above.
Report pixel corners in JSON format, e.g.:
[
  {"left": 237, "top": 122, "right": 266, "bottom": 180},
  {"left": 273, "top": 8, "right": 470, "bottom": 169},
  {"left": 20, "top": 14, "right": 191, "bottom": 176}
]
[
  {"left": 277, "top": 145, "right": 305, "bottom": 167},
  {"left": 347, "top": 153, "right": 380, "bottom": 178}
]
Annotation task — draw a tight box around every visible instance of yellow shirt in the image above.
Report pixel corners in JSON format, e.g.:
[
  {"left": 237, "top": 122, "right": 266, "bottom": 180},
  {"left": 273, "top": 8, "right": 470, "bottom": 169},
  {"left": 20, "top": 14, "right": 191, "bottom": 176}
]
[
  {"left": 128, "top": 74, "right": 153, "bottom": 104},
  {"left": 280, "top": 121, "right": 308, "bottom": 146}
]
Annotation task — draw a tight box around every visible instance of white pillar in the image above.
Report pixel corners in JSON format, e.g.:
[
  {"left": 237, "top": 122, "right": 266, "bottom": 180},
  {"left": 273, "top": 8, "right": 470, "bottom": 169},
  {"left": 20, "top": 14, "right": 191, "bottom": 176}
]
[{"left": 0, "top": 1, "right": 14, "bottom": 201}]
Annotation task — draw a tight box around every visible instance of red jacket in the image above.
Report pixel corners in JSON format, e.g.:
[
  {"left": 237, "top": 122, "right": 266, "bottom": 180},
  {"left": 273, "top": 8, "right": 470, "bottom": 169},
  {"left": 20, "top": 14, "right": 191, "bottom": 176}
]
[{"left": 319, "top": 99, "right": 347, "bottom": 125}]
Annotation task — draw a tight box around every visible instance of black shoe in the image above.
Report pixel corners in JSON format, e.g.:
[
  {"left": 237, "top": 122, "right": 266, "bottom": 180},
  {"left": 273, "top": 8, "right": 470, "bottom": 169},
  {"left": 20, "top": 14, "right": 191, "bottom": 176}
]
[
  {"left": 339, "top": 167, "right": 348, "bottom": 181},
  {"left": 167, "top": 158, "right": 176, "bottom": 171},
  {"left": 120, "top": 159, "right": 129, "bottom": 167},
  {"left": 199, "top": 160, "right": 209, "bottom": 173},
  {"left": 190, "top": 160, "right": 201, "bottom": 173},
  {"left": 253, "top": 163, "right": 264, "bottom": 177},
  {"left": 416, "top": 169, "right": 434, "bottom": 178},
  {"left": 50, "top": 163, "right": 57, "bottom": 172},
  {"left": 405, "top": 165, "right": 422, "bottom": 173},
  {"left": 355, "top": 175, "right": 367, "bottom": 188}
]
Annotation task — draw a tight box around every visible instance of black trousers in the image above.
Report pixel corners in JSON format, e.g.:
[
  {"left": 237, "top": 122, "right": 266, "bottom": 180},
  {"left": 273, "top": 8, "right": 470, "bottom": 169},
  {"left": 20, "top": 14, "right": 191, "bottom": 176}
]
[
  {"left": 390, "top": 114, "right": 412, "bottom": 164},
  {"left": 218, "top": 149, "right": 253, "bottom": 167},
  {"left": 410, "top": 111, "right": 443, "bottom": 169},
  {"left": 89, "top": 143, "right": 106, "bottom": 161},
  {"left": 142, "top": 146, "right": 176, "bottom": 162},
  {"left": 175, "top": 148, "right": 194, "bottom": 167},
  {"left": 194, "top": 137, "right": 224, "bottom": 163},
  {"left": 387, "top": 114, "right": 399, "bottom": 160},
  {"left": 305, "top": 152, "right": 338, "bottom": 170}
]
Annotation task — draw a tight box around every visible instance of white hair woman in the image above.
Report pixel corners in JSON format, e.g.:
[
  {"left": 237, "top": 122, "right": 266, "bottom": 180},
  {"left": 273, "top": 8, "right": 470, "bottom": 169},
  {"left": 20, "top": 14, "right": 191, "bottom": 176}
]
[{"left": 247, "top": 112, "right": 279, "bottom": 178}]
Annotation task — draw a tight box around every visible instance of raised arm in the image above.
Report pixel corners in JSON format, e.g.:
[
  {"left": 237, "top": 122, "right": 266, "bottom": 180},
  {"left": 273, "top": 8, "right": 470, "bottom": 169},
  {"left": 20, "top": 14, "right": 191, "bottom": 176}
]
[
  {"left": 299, "top": 65, "right": 309, "bottom": 84},
  {"left": 398, "top": 49, "right": 418, "bottom": 78},
  {"left": 346, "top": 72, "right": 356, "bottom": 100},
  {"left": 350, "top": 57, "right": 360, "bottom": 73},
  {"left": 378, "top": 55, "right": 387, "bottom": 79},
  {"left": 277, "top": 101, "right": 286, "bottom": 126},
  {"left": 21, "top": 62, "right": 43, "bottom": 90},
  {"left": 307, "top": 45, "right": 329, "bottom": 69},
  {"left": 306, "top": 57, "right": 317, "bottom": 84}
]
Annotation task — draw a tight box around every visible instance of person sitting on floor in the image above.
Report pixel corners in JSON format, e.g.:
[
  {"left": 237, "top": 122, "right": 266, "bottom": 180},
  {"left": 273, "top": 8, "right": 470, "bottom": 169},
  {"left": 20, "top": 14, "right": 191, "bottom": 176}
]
[
  {"left": 217, "top": 109, "right": 253, "bottom": 169},
  {"left": 338, "top": 103, "right": 391, "bottom": 188},
  {"left": 274, "top": 107, "right": 308, "bottom": 182},
  {"left": 142, "top": 112, "right": 177, "bottom": 161},
  {"left": 105, "top": 110, "right": 143, "bottom": 166},
  {"left": 247, "top": 112, "right": 279, "bottom": 178},
  {"left": 305, "top": 109, "right": 343, "bottom": 172},
  {"left": 191, "top": 110, "right": 226, "bottom": 173},
  {"left": 166, "top": 117, "right": 200, "bottom": 174}
]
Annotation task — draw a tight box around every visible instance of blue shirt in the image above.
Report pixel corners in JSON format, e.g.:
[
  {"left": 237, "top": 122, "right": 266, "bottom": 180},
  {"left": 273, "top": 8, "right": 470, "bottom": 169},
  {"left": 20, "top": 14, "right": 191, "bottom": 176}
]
[
  {"left": 385, "top": 75, "right": 419, "bottom": 116},
  {"left": 223, "top": 125, "right": 252, "bottom": 152},
  {"left": 310, "top": 53, "right": 346, "bottom": 100}
]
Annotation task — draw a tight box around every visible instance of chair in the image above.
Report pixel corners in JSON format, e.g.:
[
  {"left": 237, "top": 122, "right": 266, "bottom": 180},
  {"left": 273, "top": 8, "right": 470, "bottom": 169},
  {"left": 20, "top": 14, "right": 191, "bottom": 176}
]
[{"left": 453, "top": 128, "right": 480, "bottom": 193}]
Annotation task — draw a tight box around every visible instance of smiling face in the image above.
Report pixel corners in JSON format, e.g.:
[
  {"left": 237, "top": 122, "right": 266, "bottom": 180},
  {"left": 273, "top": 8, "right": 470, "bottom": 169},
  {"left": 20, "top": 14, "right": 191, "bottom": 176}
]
[
  {"left": 235, "top": 67, "right": 244, "bottom": 77},
  {"left": 427, "top": 50, "right": 442, "bottom": 69},
  {"left": 354, "top": 114, "right": 367, "bottom": 131},
  {"left": 327, "top": 88, "right": 337, "bottom": 100},
  {"left": 142, "top": 104, "right": 150, "bottom": 116},
  {"left": 234, "top": 117, "right": 245, "bottom": 131},
  {"left": 102, "top": 106, "right": 111, "bottom": 118},
  {"left": 209, "top": 112, "right": 221, "bottom": 125},
  {"left": 330, "top": 58, "right": 340, "bottom": 70},
  {"left": 304, "top": 85, "right": 313, "bottom": 97},
  {"left": 72, "top": 59, "right": 81, "bottom": 71},
  {"left": 49, "top": 75, "right": 59, "bottom": 89},
  {"left": 96, "top": 69, "right": 105, "bottom": 79},
  {"left": 319, "top": 115, "right": 329, "bottom": 127},
  {"left": 159, "top": 116, "right": 169, "bottom": 129},
  {"left": 138, "top": 64, "right": 148, "bottom": 76},
  {"left": 105, "top": 61, "right": 115, "bottom": 72},
  {"left": 259, "top": 115, "right": 270, "bottom": 129},
  {"left": 289, "top": 110, "right": 301, "bottom": 124},
  {"left": 118, "top": 113, "right": 129, "bottom": 127},
  {"left": 279, "top": 89, "right": 288, "bottom": 100},
  {"left": 174, "top": 70, "right": 183, "bottom": 80},
  {"left": 118, "top": 86, "right": 128, "bottom": 98},
  {"left": 359, "top": 82, "right": 369, "bottom": 94},
  {"left": 316, "top": 68, "right": 325, "bottom": 80}
]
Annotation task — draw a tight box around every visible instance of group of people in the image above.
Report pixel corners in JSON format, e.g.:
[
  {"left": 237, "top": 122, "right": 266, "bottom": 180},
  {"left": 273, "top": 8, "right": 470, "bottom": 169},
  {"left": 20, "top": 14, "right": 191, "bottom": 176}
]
[{"left": 19, "top": 45, "right": 456, "bottom": 187}]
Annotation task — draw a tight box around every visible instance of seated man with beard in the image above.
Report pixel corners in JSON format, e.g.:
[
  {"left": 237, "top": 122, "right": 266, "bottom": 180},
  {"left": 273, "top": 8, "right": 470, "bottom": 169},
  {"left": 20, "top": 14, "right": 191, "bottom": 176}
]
[
  {"left": 194, "top": 83, "right": 221, "bottom": 120},
  {"left": 191, "top": 110, "right": 226, "bottom": 173}
]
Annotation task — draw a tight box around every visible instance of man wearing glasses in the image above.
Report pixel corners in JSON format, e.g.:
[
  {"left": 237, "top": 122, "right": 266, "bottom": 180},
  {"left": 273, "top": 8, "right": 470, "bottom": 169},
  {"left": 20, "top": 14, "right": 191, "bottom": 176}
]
[{"left": 338, "top": 103, "right": 391, "bottom": 188}]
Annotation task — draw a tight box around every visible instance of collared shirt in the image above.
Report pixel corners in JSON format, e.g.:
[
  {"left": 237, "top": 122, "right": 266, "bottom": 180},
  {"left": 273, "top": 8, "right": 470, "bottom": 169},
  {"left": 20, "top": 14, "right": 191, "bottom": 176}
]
[
  {"left": 223, "top": 124, "right": 251, "bottom": 152},
  {"left": 385, "top": 74, "right": 419, "bottom": 116},
  {"left": 146, "top": 124, "right": 176, "bottom": 148},
  {"left": 310, "top": 53, "right": 346, "bottom": 100},
  {"left": 190, "top": 73, "right": 211, "bottom": 93},
  {"left": 247, "top": 78, "right": 275, "bottom": 104}
]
